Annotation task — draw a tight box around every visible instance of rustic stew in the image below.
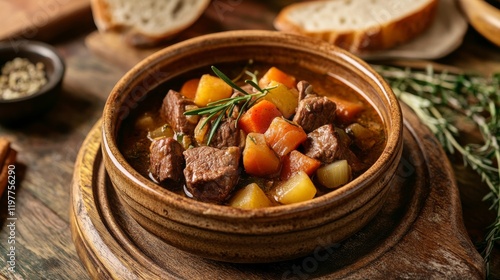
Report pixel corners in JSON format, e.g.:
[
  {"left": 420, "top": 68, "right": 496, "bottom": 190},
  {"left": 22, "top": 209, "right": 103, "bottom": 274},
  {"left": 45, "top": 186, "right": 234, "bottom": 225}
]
[{"left": 119, "top": 62, "right": 385, "bottom": 208}]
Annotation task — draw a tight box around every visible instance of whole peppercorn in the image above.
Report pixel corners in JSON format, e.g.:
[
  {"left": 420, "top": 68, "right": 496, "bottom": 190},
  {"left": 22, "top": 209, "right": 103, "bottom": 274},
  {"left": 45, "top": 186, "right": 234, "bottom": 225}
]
[{"left": 0, "top": 58, "right": 47, "bottom": 100}]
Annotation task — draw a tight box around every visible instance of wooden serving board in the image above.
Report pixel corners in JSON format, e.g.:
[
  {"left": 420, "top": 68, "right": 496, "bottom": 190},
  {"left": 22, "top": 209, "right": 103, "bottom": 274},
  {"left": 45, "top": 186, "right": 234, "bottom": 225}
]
[
  {"left": 84, "top": 0, "right": 467, "bottom": 71},
  {"left": 84, "top": 0, "right": 281, "bottom": 70},
  {"left": 0, "top": 0, "right": 91, "bottom": 42},
  {"left": 70, "top": 104, "right": 485, "bottom": 279}
]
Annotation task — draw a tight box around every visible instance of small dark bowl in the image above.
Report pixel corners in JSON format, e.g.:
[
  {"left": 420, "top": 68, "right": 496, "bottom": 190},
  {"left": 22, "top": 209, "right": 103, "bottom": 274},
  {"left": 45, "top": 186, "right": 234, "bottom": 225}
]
[{"left": 0, "top": 40, "right": 65, "bottom": 124}]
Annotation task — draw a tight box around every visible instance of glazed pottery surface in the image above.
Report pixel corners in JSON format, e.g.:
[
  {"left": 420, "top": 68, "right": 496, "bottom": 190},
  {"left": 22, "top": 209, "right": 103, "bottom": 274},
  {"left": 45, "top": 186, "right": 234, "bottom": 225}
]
[{"left": 101, "top": 30, "right": 403, "bottom": 263}]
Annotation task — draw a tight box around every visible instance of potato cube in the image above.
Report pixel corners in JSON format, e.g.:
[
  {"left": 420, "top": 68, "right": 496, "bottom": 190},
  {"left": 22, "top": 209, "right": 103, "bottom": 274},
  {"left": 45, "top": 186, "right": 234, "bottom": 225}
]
[
  {"left": 316, "top": 160, "right": 351, "bottom": 189},
  {"left": 263, "top": 81, "right": 298, "bottom": 118},
  {"left": 194, "top": 74, "right": 233, "bottom": 107},
  {"left": 271, "top": 171, "right": 316, "bottom": 205},
  {"left": 229, "top": 183, "right": 272, "bottom": 209}
]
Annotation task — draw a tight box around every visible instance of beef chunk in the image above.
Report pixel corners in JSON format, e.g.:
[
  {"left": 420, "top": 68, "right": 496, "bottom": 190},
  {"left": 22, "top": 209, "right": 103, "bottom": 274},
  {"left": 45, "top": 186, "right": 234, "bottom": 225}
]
[
  {"left": 304, "top": 124, "right": 367, "bottom": 174},
  {"left": 303, "top": 124, "right": 339, "bottom": 164},
  {"left": 293, "top": 95, "right": 337, "bottom": 133},
  {"left": 337, "top": 142, "right": 368, "bottom": 175},
  {"left": 297, "top": 80, "right": 314, "bottom": 101},
  {"left": 149, "top": 137, "right": 185, "bottom": 186},
  {"left": 209, "top": 117, "right": 245, "bottom": 149},
  {"left": 234, "top": 84, "right": 255, "bottom": 95},
  {"left": 160, "top": 90, "right": 198, "bottom": 136},
  {"left": 183, "top": 146, "right": 241, "bottom": 203}
]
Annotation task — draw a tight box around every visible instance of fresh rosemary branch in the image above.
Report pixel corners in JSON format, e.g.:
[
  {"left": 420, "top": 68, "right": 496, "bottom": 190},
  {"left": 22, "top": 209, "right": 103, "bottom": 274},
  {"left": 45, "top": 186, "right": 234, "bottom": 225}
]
[
  {"left": 184, "top": 66, "right": 276, "bottom": 145},
  {"left": 374, "top": 65, "right": 500, "bottom": 274}
]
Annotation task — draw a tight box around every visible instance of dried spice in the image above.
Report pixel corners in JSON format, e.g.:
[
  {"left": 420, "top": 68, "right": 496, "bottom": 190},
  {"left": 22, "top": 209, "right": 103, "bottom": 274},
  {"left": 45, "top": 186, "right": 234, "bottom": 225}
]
[{"left": 0, "top": 58, "right": 47, "bottom": 100}]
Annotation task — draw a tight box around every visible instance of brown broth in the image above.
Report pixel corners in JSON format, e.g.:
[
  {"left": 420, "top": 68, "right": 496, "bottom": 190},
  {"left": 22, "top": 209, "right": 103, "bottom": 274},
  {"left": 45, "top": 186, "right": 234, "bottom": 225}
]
[{"left": 118, "top": 62, "right": 386, "bottom": 199}]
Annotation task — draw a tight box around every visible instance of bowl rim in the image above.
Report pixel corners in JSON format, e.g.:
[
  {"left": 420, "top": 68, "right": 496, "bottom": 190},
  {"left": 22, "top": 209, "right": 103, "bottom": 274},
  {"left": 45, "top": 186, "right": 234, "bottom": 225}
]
[
  {"left": 102, "top": 30, "right": 403, "bottom": 219},
  {"left": 0, "top": 40, "right": 65, "bottom": 104}
]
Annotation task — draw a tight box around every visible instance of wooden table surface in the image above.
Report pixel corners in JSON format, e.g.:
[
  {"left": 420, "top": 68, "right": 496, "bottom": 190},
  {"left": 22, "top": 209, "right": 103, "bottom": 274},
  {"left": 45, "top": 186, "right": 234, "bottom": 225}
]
[{"left": 0, "top": 1, "right": 499, "bottom": 279}]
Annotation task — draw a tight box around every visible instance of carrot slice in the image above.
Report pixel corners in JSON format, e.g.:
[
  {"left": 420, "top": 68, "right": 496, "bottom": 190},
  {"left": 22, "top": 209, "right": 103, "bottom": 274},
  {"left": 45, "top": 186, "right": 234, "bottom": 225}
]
[
  {"left": 243, "top": 133, "right": 281, "bottom": 177},
  {"left": 238, "top": 100, "right": 283, "bottom": 134},
  {"left": 259, "top": 67, "right": 297, "bottom": 89},
  {"left": 180, "top": 78, "right": 200, "bottom": 99},
  {"left": 280, "top": 150, "right": 321, "bottom": 180},
  {"left": 264, "top": 117, "right": 307, "bottom": 157},
  {"left": 329, "top": 96, "right": 364, "bottom": 124}
]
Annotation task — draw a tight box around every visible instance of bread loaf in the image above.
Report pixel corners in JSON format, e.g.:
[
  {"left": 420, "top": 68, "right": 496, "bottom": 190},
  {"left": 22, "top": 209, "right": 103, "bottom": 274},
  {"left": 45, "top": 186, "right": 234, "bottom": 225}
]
[
  {"left": 274, "top": 0, "right": 438, "bottom": 53},
  {"left": 91, "top": 0, "right": 210, "bottom": 47}
]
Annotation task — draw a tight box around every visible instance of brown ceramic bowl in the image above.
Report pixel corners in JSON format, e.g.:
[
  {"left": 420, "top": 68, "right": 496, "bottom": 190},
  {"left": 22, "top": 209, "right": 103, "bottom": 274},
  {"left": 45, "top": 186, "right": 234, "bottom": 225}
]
[
  {"left": 102, "top": 30, "right": 403, "bottom": 263},
  {"left": 0, "top": 40, "right": 65, "bottom": 123}
]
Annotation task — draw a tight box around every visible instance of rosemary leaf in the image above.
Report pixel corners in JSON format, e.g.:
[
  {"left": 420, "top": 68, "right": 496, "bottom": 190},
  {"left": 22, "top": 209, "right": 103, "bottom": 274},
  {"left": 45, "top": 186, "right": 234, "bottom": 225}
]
[
  {"left": 211, "top": 66, "right": 250, "bottom": 95},
  {"left": 245, "top": 79, "right": 264, "bottom": 92},
  {"left": 245, "top": 70, "right": 259, "bottom": 85},
  {"left": 207, "top": 111, "right": 225, "bottom": 145},
  {"left": 185, "top": 66, "right": 275, "bottom": 145},
  {"left": 374, "top": 64, "right": 500, "bottom": 274}
]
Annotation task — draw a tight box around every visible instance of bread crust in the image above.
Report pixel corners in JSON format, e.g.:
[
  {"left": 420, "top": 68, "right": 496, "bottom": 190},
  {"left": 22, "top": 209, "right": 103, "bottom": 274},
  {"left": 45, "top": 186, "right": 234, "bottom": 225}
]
[
  {"left": 90, "top": 0, "right": 115, "bottom": 32},
  {"left": 274, "top": 0, "right": 439, "bottom": 53},
  {"left": 90, "top": 0, "right": 211, "bottom": 47}
]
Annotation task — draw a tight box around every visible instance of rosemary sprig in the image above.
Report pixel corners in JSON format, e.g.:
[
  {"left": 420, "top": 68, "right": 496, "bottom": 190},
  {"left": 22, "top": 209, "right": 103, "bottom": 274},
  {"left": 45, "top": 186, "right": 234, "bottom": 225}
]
[
  {"left": 184, "top": 66, "right": 276, "bottom": 145},
  {"left": 374, "top": 65, "right": 500, "bottom": 274}
]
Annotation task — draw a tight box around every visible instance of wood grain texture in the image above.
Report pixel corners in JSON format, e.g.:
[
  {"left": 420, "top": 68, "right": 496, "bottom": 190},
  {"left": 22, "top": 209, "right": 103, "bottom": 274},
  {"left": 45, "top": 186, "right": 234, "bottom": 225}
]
[
  {"left": 0, "top": 0, "right": 92, "bottom": 42},
  {"left": 0, "top": 1, "right": 498, "bottom": 278},
  {"left": 0, "top": 28, "right": 124, "bottom": 279},
  {"left": 85, "top": 0, "right": 278, "bottom": 70},
  {"left": 71, "top": 105, "right": 485, "bottom": 279},
  {"left": 99, "top": 30, "right": 404, "bottom": 264},
  {"left": 0, "top": 186, "right": 88, "bottom": 279}
]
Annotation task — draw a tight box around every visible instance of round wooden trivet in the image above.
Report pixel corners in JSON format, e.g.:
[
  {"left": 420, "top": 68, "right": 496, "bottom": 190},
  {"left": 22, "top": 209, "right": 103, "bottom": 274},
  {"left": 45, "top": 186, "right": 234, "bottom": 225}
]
[{"left": 70, "top": 104, "right": 485, "bottom": 279}]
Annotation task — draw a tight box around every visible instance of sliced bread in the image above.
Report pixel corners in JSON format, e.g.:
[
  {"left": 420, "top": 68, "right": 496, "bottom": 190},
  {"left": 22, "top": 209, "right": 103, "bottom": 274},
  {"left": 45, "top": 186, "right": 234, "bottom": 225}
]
[
  {"left": 274, "top": 0, "right": 438, "bottom": 53},
  {"left": 91, "top": 0, "right": 210, "bottom": 47}
]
